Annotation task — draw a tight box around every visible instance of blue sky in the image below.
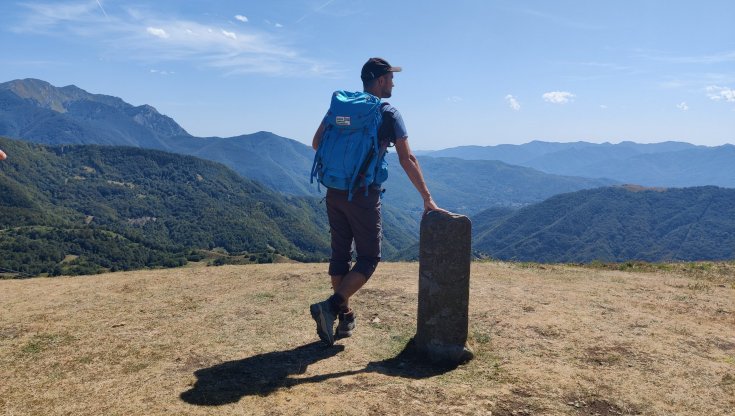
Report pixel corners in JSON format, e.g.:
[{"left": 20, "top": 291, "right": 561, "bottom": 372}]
[{"left": 1, "top": 0, "right": 733, "bottom": 149}]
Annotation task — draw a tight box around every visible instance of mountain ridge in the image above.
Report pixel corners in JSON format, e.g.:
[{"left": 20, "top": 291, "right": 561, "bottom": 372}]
[
  {"left": 0, "top": 78, "right": 619, "bottom": 214},
  {"left": 421, "top": 140, "right": 735, "bottom": 188}
]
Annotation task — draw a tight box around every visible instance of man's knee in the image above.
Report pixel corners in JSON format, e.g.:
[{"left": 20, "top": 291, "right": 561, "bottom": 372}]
[
  {"left": 352, "top": 256, "right": 380, "bottom": 280},
  {"left": 328, "top": 260, "right": 350, "bottom": 277}
]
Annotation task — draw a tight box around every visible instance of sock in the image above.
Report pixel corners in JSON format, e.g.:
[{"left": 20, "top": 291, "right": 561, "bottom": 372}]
[
  {"left": 327, "top": 293, "right": 345, "bottom": 314},
  {"left": 341, "top": 309, "right": 354, "bottom": 322}
]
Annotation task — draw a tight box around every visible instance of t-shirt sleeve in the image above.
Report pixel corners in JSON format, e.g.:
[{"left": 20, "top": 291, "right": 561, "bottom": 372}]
[
  {"left": 391, "top": 108, "right": 408, "bottom": 140},
  {"left": 379, "top": 104, "right": 408, "bottom": 146}
]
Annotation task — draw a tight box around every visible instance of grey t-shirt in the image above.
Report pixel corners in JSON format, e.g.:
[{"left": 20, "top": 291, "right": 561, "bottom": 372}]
[{"left": 378, "top": 103, "right": 407, "bottom": 150}]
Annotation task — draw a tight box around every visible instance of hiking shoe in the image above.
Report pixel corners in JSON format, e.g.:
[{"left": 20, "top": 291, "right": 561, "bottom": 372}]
[
  {"left": 310, "top": 300, "right": 337, "bottom": 345},
  {"left": 336, "top": 311, "right": 356, "bottom": 338}
]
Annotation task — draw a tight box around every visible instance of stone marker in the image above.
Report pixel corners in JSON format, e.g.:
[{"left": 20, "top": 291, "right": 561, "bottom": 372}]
[{"left": 414, "top": 210, "right": 474, "bottom": 365}]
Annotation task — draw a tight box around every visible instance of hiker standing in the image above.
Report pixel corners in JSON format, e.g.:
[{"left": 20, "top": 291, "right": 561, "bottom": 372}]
[{"left": 309, "top": 57, "right": 444, "bottom": 345}]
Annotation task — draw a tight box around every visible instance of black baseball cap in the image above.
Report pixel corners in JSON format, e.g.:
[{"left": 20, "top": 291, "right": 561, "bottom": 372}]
[{"left": 361, "top": 57, "right": 402, "bottom": 81}]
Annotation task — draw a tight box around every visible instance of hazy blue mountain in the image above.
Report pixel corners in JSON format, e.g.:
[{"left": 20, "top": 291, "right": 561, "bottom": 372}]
[
  {"left": 383, "top": 155, "right": 617, "bottom": 215},
  {"left": 471, "top": 185, "right": 735, "bottom": 262},
  {"left": 0, "top": 78, "right": 621, "bottom": 215},
  {"left": 0, "top": 79, "right": 189, "bottom": 149},
  {"left": 423, "top": 141, "right": 734, "bottom": 188}
]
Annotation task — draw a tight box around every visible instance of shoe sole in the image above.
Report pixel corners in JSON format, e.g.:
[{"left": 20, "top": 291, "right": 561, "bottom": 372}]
[{"left": 310, "top": 303, "right": 334, "bottom": 345}]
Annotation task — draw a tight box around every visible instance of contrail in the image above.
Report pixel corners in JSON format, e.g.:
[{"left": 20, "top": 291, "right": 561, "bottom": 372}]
[
  {"left": 296, "top": 0, "right": 336, "bottom": 23},
  {"left": 96, "top": 0, "right": 109, "bottom": 18}
]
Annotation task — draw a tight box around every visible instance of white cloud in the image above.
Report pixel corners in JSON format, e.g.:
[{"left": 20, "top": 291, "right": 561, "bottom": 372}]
[
  {"left": 677, "top": 102, "right": 689, "bottom": 111},
  {"left": 505, "top": 94, "right": 520, "bottom": 111},
  {"left": 706, "top": 85, "right": 735, "bottom": 102},
  {"left": 146, "top": 27, "right": 169, "bottom": 39},
  {"left": 275, "top": 23, "right": 283, "bottom": 28},
  {"left": 599, "top": 104, "right": 608, "bottom": 110},
  {"left": 447, "top": 96, "right": 462, "bottom": 103},
  {"left": 150, "top": 69, "right": 173, "bottom": 76},
  {"left": 11, "top": 2, "right": 338, "bottom": 78},
  {"left": 542, "top": 91, "right": 575, "bottom": 104},
  {"left": 235, "top": 15, "right": 248, "bottom": 23}
]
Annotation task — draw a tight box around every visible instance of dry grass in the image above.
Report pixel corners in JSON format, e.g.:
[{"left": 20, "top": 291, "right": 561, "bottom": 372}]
[{"left": 1, "top": 262, "right": 733, "bottom": 415}]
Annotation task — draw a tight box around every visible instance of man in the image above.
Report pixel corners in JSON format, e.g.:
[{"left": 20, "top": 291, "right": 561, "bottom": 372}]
[
  {"left": 0, "top": 149, "right": 6, "bottom": 160},
  {"left": 309, "top": 57, "right": 445, "bottom": 346}
]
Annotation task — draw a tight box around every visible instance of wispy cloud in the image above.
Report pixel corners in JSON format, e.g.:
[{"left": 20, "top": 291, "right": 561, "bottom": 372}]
[
  {"left": 234, "top": 15, "right": 248, "bottom": 23},
  {"left": 542, "top": 91, "right": 575, "bottom": 104},
  {"left": 706, "top": 85, "right": 735, "bottom": 102},
  {"left": 297, "top": 0, "right": 338, "bottom": 23},
  {"left": 447, "top": 96, "right": 462, "bottom": 104},
  {"left": 146, "top": 27, "right": 169, "bottom": 39},
  {"left": 677, "top": 102, "right": 689, "bottom": 111},
  {"left": 505, "top": 94, "right": 520, "bottom": 111},
  {"left": 637, "top": 49, "right": 735, "bottom": 65},
  {"left": 150, "top": 69, "right": 173, "bottom": 76},
  {"left": 599, "top": 104, "right": 608, "bottom": 110},
  {"left": 12, "top": 1, "right": 337, "bottom": 77},
  {"left": 511, "top": 7, "right": 603, "bottom": 30},
  {"left": 95, "top": 0, "right": 107, "bottom": 18}
]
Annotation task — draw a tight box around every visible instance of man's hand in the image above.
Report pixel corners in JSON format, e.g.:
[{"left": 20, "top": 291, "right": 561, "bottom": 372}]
[{"left": 423, "top": 195, "right": 449, "bottom": 216}]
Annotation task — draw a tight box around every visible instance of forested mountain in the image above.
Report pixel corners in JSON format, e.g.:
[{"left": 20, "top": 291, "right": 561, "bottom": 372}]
[
  {"left": 0, "top": 78, "right": 617, "bottom": 214},
  {"left": 0, "top": 137, "right": 417, "bottom": 276},
  {"left": 422, "top": 141, "right": 735, "bottom": 188},
  {"left": 471, "top": 185, "right": 735, "bottom": 262}
]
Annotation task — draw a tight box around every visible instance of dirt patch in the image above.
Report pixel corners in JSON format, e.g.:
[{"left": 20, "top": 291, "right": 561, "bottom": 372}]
[
  {"left": 566, "top": 395, "right": 641, "bottom": 415},
  {"left": 492, "top": 396, "right": 544, "bottom": 416},
  {"left": 0, "top": 326, "right": 23, "bottom": 341},
  {"left": 582, "top": 343, "right": 649, "bottom": 367}
]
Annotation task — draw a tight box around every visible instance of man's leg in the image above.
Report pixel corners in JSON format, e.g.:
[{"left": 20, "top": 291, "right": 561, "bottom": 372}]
[
  {"left": 311, "top": 189, "right": 352, "bottom": 345},
  {"left": 333, "top": 187, "right": 381, "bottom": 338}
]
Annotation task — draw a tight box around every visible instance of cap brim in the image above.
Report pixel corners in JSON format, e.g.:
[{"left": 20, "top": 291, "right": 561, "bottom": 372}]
[{"left": 388, "top": 66, "right": 402, "bottom": 72}]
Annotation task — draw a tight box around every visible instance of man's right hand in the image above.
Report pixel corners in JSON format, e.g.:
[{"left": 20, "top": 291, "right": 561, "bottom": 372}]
[{"left": 423, "top": 196, "right": 449, "bottom": 216}]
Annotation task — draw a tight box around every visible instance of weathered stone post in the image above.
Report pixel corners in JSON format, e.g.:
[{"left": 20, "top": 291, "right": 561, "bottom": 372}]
[{"left": 414, "top": 210, "right": 474, "bottom": 365}]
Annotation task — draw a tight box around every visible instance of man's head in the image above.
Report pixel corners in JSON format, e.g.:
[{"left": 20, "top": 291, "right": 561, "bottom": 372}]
[{"left": 361, "top": 57, "right": 401, "bottom": 98}]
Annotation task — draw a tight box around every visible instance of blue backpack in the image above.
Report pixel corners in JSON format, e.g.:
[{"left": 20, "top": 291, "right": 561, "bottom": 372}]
[{"left": 310, "top": 90, "right": 388, "bottom": 200}]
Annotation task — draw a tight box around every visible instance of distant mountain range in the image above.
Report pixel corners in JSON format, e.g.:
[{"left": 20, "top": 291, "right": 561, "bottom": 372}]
[
  {"left": 420, "top": 141, "right": 735, "bottom": 188},
  {"left": 2, "top": 78, "right": 733, "bottom": 272},
  {"left": 472, "top": 185, "right": 735, "bottom": 262},
  {"left": 0, "top": 78, "right": 616, "bottom": 215}
]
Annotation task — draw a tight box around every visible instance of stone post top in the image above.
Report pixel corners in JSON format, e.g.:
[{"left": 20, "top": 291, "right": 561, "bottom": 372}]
[{"left": 423, "top": 210, "right": 471, "bottom": 223}]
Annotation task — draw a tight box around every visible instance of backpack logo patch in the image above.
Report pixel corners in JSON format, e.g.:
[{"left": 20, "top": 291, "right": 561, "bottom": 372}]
[{"left": 336, "top": 116, "right": 351, "bottom": 126}]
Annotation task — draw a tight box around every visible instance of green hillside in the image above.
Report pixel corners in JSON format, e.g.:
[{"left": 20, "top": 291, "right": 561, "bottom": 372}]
[
  {"left": 472, "top": 185, "right": 735, "bottom": 262},
  {"left": 0, "top": 137, "right": 336, "bottom": 276}
]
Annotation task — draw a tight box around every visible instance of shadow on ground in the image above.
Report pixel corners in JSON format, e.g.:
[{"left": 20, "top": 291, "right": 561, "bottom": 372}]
[{"left": 180, "top": 339, "right": 459, "bottom": 406}]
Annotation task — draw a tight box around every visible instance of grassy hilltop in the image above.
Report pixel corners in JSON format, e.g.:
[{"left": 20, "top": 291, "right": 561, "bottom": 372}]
[{"left": 1, "top": 261, "right": 733, "bottom": 415}]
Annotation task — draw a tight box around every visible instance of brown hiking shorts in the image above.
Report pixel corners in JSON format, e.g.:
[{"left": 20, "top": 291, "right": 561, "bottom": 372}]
[{"left": 326, "top": 186, "right": 382, "bottom": 279}]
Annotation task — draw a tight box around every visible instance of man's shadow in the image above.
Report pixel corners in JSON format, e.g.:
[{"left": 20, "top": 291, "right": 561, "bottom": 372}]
[{"left": 180, "top": 339, "right": 459, "bottom": 406}]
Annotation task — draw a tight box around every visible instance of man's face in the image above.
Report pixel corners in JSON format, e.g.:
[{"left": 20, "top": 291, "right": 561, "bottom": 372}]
[{"left": 379, "top": 72, "right": 394, "bottom": 98}]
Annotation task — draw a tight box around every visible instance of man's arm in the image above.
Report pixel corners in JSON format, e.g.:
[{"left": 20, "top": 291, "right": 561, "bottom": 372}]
[
  {"left": 312, "top": 122, "right": 326, "bottom": 151},
  {"left": 394, "top": 138, "right": 444, "bottom": 214}
]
